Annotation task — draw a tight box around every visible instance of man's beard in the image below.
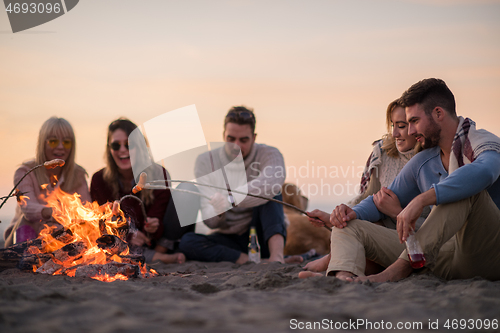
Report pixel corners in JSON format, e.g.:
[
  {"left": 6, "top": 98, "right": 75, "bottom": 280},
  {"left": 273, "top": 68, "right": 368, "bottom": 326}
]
[{"left": 420, "top": 117, "right": 441, "bottom": 149}]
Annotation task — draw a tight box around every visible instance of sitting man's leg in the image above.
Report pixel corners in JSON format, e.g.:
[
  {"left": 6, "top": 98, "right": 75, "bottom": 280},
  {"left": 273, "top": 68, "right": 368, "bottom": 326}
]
[
  {"left": 179, "top": 232, "right": 248, "bottom": 263},
  {"left": 363, "top": 190, "right": 500, "bottom": 282},
  {"left": 327, "top": 219, "right": 405, "bottom": 281},
  {"left": 410, "top": 190, "right": 500, "bottom": 280},
  {"left": 157, "top": 183, "right": 200, "bottom": 253},
  {"left": 252, "top": 194, "right": 287, "bottom": 263}
]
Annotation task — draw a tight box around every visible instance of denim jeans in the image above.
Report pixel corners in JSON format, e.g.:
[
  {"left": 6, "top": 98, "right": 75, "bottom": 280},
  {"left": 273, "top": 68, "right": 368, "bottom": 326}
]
[{"left": 179, "top": 194, "right": 286, "bottom": 262}]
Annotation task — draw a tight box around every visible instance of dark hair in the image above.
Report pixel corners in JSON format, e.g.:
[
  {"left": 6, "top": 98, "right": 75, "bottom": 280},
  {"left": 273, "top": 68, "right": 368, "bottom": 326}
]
[
  {"left": 103, "top": 118, "right": 154, "bottom": 205},
  {"left": 224, "top": 105, "right": 256, "bottom": 133},
  {"left": 108, "top": 118, "right": 137, "bottom": 138},
  {"left": 399, "top": 78, "right": 456, "bottom": 117}
]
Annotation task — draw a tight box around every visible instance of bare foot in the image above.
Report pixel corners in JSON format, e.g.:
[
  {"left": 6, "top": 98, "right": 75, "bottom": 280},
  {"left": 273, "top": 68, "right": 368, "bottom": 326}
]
[
  {"left": 298, "top": 271, "right": 323, "bottom": 279},
  {"left": 333, "top": 271, "right": 356, "bottom": 282},
  {"left": 284, "top": 255, "right": 304, "bottom": 264},
  {"left": 235, "top": 253, "right": 249, "bottom": 264},
  {"left": 152, "top": 252, "right": 186, "bottom": 264},
  {"left": 303, "top": 253, "right": 331, "bottom": 272},
  {"left": 355, "top": 259, "right": 413, "bottom": 283},
  {"left": 154, "top": 245, "right": 168, "bottom": 254},
  {"left": 268, "top": 253, "right": 285, "bottom": 264}
]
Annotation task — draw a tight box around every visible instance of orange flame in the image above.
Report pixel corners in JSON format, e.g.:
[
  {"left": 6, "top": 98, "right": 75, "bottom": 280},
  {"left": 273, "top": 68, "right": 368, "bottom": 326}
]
[
  {"left": 50, "top": 175, "right": 58, "bottom": 187},
  {"left": 41, "top": 184, "right": 48, "bottom": 190},
  {"left": 17, "top": 195, "right": 30, "bottom": 206},
  {"left": 31, "top": 187, "right": 157, "bottom": 281}
]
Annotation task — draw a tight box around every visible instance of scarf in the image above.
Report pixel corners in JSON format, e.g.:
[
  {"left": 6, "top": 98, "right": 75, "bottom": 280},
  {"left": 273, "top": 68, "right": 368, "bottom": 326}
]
[
  {"left": 359, "top": 140, "right": 383, "bottom": 195},
  {"left": 449, "top": 117, "right": 500, "bottom": 174}
]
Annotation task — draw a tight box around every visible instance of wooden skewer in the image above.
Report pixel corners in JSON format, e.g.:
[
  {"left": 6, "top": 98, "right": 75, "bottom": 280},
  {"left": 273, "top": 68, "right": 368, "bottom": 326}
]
[{"left": 145, "top": 180, "right": 331, "bottom": 231}]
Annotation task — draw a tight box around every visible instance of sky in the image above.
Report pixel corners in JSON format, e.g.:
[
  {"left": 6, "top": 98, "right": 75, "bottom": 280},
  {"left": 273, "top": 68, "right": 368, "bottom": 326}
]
[{"left": 1, "top": 0, "right": 500, "bottom": 234}]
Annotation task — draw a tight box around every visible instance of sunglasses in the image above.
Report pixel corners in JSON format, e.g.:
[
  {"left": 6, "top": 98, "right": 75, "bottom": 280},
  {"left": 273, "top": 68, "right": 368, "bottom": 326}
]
[
  {"left": 225, "top": 110, "right": 255, "bottom": 122},
  {"left": 109, "top": 141, "right": 129, "bottom": 151},
  {"left": 46, "top": 138, "right": 72, "bottom": 149}
]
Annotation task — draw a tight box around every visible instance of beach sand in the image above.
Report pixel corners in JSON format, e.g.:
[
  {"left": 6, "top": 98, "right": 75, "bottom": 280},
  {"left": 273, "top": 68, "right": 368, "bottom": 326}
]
[{"left": 1, "top": 259, "right": 500, "bottom": 333}]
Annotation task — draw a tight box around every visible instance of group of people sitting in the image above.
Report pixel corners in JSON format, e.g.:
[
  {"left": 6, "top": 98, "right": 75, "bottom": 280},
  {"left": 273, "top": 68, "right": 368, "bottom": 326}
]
[{"left": 4, "top": 77, "right": 500, "bottom": 282}]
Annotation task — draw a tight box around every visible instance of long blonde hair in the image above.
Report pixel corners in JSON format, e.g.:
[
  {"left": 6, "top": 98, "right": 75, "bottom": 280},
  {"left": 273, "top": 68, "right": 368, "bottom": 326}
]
[
  {"left": 381, "top": 99, "right": 422, "bottom": 158},
  {"left": 103, "top": 118, "right": 154, "bottom": 206},
  {"left": 28, "top": 117, "right": 86, "bottom": 193}
]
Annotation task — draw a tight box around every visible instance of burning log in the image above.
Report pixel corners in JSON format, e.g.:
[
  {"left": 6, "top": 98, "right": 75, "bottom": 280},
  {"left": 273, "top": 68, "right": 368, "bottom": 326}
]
[
  {"left": 18, "top": 253, "right": 53, "bottom": 271},
  {"left": 52, "top": 241, "right": 87, "bottom": 263},
  {"left": 0, "top": 248, "right": 23, "bottom": 270},
  {"left": 0, "top": 228, "right": 74, "bottom": 271},
  {"left": 74, "top": 262, "right": 139, "bottom": 279},
  {"left": 4, "top": 238, "right": 43, "bottom": 254},
  {"left": 119, "top": 254, "right": 145, "bottom": 266},
  {"left": 36, "top": 259, "right": 62, "bottom": 275},
  {"left": 36, "top": 241, "right": 87, "bottom": 275},
  {"left": 96, "top": 234, "right": 128, "bottom": 256}
]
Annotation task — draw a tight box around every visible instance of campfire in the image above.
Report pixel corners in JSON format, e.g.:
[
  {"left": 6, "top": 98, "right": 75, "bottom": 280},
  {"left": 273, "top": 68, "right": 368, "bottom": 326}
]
[{"left": 1, "top": 187, "right": 158, "bottom": 282}]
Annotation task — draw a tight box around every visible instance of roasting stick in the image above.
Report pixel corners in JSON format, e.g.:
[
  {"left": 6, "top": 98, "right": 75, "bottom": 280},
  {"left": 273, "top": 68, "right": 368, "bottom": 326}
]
[
  {"left": 3, "top": 159, "right": 66, "bottom": 247},
  {"left": 0, "top": 159, "right": 65, "bottom": 211},
  {"left": 142, "top": 178, "right": 331, "bottom": 231}
]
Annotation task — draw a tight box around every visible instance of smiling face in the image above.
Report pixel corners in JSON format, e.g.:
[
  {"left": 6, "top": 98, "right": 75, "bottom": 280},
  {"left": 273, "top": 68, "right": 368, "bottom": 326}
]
[
  {"left": 406, "top": 104, "right": 441, "bottom": 149},
  {"left": 45, "top": 135, "right": 72, "bottom": 162},
  {"left": 109, "top": 129, "right": 131, "bottom": 171},
  {"left": 223, "top": 122, "right": 256, "bottom": 159},
  {"left": 391, "top": 106, "right": 417, "bottom": 153}
]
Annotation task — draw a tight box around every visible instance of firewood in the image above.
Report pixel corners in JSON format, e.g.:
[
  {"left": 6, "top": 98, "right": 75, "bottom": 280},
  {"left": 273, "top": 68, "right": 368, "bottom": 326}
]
[
  {"left": 36, "top": 259, "right": 62, "bottom": 274},
  {"left": 118, "top": 254, "right": 145, "bottom": 266},
  {"left": 18, "top": 253, "right": 52, "bottom": 271},
  {"left": 74, "top": 262, "right": 139, "bottom": 279},
  {"left": 96, "top": 235, "right": 128, "bottom": 256},
  {"left": 52, "top": 241, "right": 87, "bottom": 263}
]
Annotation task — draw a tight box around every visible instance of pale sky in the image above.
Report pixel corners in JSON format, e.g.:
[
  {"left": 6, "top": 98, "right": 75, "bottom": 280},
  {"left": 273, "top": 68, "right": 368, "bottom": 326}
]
[{"left": 1, "top": 0, "right": 500, "bottom": 232}]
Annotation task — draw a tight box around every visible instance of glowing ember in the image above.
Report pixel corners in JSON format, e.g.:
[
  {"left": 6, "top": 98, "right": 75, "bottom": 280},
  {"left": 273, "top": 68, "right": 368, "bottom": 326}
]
[
  {"left": 91, "top": 273, "right": 128, "bottom": 282},
  {"left": 27, "top": 187, "right": 158, "bottom": 281}
]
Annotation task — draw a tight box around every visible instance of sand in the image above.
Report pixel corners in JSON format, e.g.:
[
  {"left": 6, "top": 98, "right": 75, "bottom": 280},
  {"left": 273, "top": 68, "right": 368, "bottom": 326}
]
[{"left": 1, "top": 259, "right": 500, "bottom": 333}]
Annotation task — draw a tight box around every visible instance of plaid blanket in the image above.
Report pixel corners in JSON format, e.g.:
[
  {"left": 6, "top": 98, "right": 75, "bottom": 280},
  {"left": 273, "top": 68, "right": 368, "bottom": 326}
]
[
  {"left": 359, "top": 140, "right": 383, "bottom": 194},
  {"left": 450, "top": 117, "right": 500, "bottom": 174}
]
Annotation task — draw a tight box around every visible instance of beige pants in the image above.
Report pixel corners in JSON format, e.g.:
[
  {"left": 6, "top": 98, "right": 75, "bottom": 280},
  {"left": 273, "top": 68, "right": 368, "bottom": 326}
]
[{"left": 327, "top": 191, "right": 500, "bottom": 280}]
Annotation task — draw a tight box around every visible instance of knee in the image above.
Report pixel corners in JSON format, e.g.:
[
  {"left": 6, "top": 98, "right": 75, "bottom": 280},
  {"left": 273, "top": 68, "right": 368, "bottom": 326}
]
[
  {"left": 178, "top": 232, "right": 200, "bottom": 251},
  {"left": 330, "top": 219, "right": 369, "bottom": 238}
]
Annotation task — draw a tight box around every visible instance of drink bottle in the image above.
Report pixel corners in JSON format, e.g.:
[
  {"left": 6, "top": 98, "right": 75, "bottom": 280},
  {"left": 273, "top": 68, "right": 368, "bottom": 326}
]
[
  {"left": 248, "top": 227, "right": 261, "bottom": 263},
  {"left": 406, "top": 232, "right": 426, "bottom": 269}
]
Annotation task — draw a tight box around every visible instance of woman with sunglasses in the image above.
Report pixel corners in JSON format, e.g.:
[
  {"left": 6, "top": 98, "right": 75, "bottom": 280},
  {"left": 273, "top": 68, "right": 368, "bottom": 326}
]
[
  {"left": 90, "top": 118, "right": 186, "bottom": 264},
  {"left": 4, "top": 117, "right": 91, "bottom": 246}
]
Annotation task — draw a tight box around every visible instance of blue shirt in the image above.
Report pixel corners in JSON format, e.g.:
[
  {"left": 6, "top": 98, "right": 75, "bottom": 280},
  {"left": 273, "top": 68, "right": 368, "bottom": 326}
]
[{"left": 353, "top": 147, "right": 500, "bottom": 222}]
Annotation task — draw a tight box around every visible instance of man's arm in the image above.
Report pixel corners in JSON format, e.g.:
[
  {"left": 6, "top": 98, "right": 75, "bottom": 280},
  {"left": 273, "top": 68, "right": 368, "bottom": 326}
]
[
  {"left": 397, "top": 151, "right": 500, "bottom": 242},
  {"left": 352, "top": 156, "right": 420, "bottom": 221},
  {"left": 397, "top": 188, "right": 436, "bottom": 242},
  {"left": 235, "top": 146, "right": 286, "bottom": 208},
  {"left": 433, "top": 151, "right": 500, "bottom": 205},
  {"left": 194, "top": 152, "right": 228, "bottom": 229}
]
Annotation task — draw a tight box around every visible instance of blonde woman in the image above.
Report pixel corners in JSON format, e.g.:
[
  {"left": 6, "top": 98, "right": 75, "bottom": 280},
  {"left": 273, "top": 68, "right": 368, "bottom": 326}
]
[
  {"left": 301, "top": 99, "right": 427, "bottom": 276},
  {"left": 4, "top": 117, "right": 90, "bottom": 246}
]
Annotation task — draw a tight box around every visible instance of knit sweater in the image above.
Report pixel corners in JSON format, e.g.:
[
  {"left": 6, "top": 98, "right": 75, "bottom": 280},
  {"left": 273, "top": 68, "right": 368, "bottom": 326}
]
[
  {"left": 195, "top": 143, "right": 286, "bottom": 235},
  {"left": 349, "top": 140, "right": 415, "bottom": 207}
]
